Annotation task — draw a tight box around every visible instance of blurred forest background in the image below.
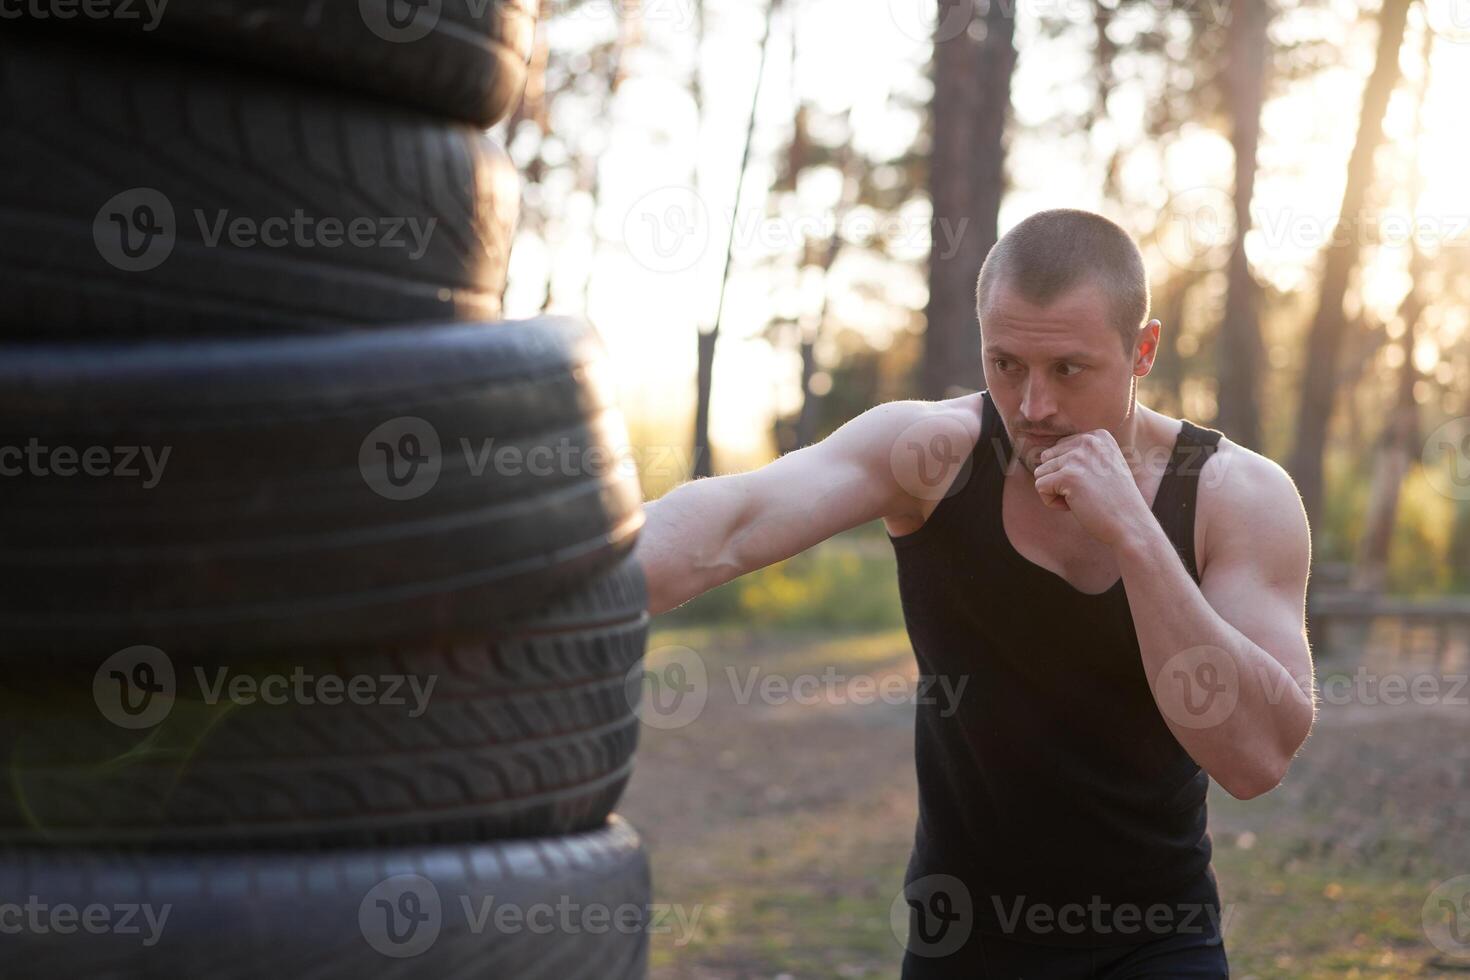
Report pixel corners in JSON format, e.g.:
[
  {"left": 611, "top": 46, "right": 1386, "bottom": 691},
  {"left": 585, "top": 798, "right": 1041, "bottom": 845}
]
[
  {"left": 491, "top": 0, "right": 1469, "bottom": 614},
  {"left": 485, "top": 3, "right": 1470, "bottom": 974}
]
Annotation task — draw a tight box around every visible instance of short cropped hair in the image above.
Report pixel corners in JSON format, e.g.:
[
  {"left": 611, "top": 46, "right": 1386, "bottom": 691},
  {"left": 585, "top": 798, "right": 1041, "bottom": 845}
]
[{"left": 975, "top": 208, "right": 1150, "bottom": 355}]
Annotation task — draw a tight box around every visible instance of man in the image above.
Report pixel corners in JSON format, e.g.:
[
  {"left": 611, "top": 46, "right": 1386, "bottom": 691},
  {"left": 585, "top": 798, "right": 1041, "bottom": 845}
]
[{"left": 632, "top": 208, "right": 1316, "bottom": 977}]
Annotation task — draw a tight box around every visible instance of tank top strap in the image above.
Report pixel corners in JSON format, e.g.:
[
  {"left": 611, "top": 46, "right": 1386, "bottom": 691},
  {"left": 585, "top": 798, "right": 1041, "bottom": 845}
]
[
  {"left": 1151, "top": 418, "right": 1224, "bottom": 583},
  {"left": 979, "top": 388, "right": 1011, "bottom": 474}
]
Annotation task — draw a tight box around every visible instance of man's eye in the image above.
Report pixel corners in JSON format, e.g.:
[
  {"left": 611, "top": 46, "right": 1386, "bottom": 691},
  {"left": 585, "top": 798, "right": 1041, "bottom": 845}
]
[
  {"left": 993, "top": 359, "right": 1014, "bottom": 372},
  {"left": 1058, "top": 363, "right": 1084, "bottom": 377}
]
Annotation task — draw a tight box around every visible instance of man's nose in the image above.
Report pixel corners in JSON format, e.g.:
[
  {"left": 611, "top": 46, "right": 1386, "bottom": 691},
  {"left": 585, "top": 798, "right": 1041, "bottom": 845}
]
[{"left": 1019, "top": 378, "right": 1057, "bottom": 421}]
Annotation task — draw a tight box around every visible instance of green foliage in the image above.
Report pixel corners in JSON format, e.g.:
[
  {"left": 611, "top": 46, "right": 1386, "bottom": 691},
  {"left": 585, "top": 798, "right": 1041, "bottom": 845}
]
[
  {"left": 656, "top": 526, "right": 905, "bottom": 631},
  {"left": 1320, "top": 445, "right": 1460, "bottom": 594}
]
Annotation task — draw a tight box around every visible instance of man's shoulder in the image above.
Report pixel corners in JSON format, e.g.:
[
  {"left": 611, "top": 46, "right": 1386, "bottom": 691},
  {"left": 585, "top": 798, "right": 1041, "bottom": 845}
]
[{"left": 1194, "top": 435, "right": 1310, "bottom": 575}]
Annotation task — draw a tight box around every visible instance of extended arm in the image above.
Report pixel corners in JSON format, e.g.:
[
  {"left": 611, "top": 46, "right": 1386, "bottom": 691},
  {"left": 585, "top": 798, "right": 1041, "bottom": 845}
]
[{"left": 633, "top": 396, "right": 983, "bottom": 616}]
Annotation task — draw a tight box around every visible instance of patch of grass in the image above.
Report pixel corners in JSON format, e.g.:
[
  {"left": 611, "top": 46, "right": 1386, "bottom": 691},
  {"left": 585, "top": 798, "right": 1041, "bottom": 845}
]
[{"left": 656, "top": 528, "right": 905, "bottom": 632}]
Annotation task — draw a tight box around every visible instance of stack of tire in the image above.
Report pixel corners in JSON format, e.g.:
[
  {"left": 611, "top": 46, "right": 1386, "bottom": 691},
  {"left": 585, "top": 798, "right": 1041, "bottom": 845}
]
[{"left": 0, "top": 4, "right": 652, "bottom": 976}]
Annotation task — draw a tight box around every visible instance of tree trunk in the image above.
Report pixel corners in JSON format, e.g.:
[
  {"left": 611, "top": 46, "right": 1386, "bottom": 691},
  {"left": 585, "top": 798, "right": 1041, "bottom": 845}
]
[
  {"left": 1092, "top": 1, "right": 1121, "bottom": 201},
  {"left": 1350, "top": 335, "right": 1420, "bottom": 592},
  {"left": 794, "top": 230, "right": 844, "bottom": 450},
  {"left": 1214, "top": 0, "right": 1270, "bottom": 449},
  {"left": 692, "top": 0, "right": 779, "bottom": 478},
  {"left": 923, "top": 0, "right": 1016, "bottom": 400},
  {"left": 1287, "top": 0, "right": 1411, "bottom": 533},
  {"left": 1350, "top": 23, "right": 1434, "bottom": 592}
]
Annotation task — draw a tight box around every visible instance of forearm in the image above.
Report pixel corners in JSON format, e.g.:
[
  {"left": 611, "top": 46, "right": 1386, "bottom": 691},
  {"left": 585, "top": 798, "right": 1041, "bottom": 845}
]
[
  {"left": 634, "top": 476, "right": 747, "bottom": 616},
  {"left": 1114, "top": 522, "right": 1314, "bottom": 799}
]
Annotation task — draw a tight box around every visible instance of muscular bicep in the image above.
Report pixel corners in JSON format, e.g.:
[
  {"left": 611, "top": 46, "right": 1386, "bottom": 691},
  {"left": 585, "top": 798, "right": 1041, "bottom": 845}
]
[
  {"left": 1197, "top": 451, "right": 1314, "bottom": 692},
  {"left": 724, "top": 397, "right": 981, "bottom": 578}
]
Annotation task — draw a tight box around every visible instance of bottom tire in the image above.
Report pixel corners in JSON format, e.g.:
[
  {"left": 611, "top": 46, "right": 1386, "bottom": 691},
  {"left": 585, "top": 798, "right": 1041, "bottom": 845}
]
[{"left": 0, "top": 817, "right": 650, "bottom": 979}]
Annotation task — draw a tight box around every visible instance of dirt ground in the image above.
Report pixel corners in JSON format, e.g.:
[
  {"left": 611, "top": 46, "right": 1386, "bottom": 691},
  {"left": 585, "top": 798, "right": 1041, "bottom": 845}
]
[{"left": 618, "top": 622, "right": 1470, "bottom": 979}]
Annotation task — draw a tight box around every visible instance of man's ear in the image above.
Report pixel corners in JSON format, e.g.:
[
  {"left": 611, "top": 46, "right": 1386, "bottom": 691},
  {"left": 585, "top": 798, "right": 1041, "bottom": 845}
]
[{"left": 1132, "top": 319, "right": 1162, "bottom": 376}]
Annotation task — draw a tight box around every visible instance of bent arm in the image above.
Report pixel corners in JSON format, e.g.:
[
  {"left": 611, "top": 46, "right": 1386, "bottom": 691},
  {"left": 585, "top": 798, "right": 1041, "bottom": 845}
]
[{"left": 1117, "top": 450, "right": 1316, "bottom": 800}]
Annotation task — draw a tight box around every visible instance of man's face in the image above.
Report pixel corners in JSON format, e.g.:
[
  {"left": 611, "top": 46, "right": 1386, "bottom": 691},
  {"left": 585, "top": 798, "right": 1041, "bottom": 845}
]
[{"left": 980, "top": 279, "right": 1154, "bottom": 474}]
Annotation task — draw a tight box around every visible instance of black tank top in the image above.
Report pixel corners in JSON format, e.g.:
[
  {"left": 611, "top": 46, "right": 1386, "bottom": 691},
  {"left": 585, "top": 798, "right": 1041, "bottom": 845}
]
[{"left": 887, "top": 390, "right": 1225, "bottom": 958}]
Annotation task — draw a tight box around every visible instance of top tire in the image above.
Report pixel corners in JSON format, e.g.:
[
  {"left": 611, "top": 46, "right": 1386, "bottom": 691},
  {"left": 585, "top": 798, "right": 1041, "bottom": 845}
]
[{"left": 14, "top": 0, "right": 540, "bottom": 127}]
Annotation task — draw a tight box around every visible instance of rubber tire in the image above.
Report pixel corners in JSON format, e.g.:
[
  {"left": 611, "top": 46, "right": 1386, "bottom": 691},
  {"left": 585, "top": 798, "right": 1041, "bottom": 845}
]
[
  {"left": 0, "top": 316, "right": 645, "bottom": 654},
  {"left": 0, "top": 29, "right": 519, "bottom": 341},
  {"left": 0, "top": 552, "right": 647, "bottom": 847},
  {"left": 0, "top": 816, "right": 650, "bottom": 979},
  {"left": 14, "top": 0, "right": 538, "bottom": 127}
]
